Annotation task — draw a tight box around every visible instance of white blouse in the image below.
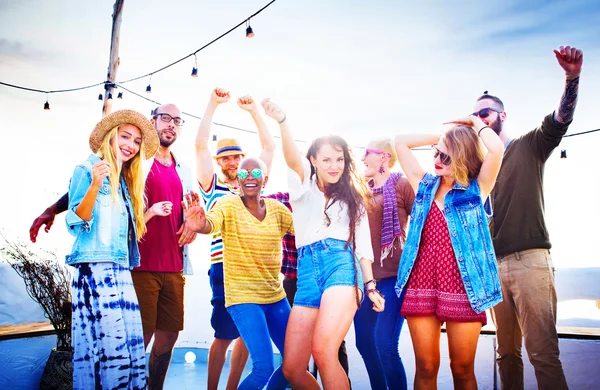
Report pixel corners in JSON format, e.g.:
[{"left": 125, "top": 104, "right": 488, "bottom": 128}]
[{"left": 288, "top": 159, "right": 374, "bottom": 262}]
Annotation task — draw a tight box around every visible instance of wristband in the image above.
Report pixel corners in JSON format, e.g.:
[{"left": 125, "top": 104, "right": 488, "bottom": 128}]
[
  {"left": 278, "top": 114, "right": 287, "bottom": 124},
  {"left": 366, "top": 288, "right": 384, "bottom": 298},
  {"left": 364, "top": 279, "right": 376, "bottom": 287},
  {"left": 478, "top": 126, "right": 491, "bottom": 136}
]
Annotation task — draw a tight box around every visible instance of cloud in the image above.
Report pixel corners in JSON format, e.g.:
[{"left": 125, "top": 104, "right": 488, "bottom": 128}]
[{"left": 0, "top": 38, "right": 55, "bottom": 63}]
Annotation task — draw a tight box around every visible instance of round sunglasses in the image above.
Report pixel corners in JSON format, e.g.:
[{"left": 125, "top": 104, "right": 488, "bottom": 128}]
[{"left": 237, "top": 168, "right": 263, "bottom": 179}]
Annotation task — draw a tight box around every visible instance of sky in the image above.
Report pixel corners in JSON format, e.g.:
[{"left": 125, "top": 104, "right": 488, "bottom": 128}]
[{"left": 1, "top": 0, "right": 599, "bottom": 271}]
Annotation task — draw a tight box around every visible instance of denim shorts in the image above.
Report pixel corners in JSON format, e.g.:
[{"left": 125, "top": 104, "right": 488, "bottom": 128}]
[
  {"left": 294, "top": 238, "right": 364, "bottom": 308},
  {"left": 208, "top": 263, "right": 240, "bottom": 340}
]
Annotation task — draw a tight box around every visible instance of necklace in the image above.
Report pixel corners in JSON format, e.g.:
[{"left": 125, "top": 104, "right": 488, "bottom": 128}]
[{"left": 155, "top": 155, "right": 172, "bottom": 167}]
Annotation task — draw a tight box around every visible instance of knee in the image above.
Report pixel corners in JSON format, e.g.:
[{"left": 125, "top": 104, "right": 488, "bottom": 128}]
[
  {"left": 251, "top": 360, "right": 275, "bottom": 385},
  {"left": 153, "top": 331, "right": 179, "bottom": 353},
  {"left": 449, "top": 360, "right": 475, "bottom": 380},
  {"left": 415, "top": 359, "right": 439, "bottom": 379},
  {"left": 283, "top": 361, "right": 302, "bottom": 383},
  {"left": 312, "top": 344, "right": 337, "bottom": 369}
]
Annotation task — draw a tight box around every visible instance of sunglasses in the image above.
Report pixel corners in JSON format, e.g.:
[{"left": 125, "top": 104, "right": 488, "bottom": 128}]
[
  {"left": 363, "top": 148, "right": 391, "bottom": 160},
  {"left": 472, "top": 107, "right": 503, "bottom": 119},
  {"left": 432, "top": 144, "right": 451, "bottom": 166},
  {"left": 237, "top": 168, "right": 263, "bottom": 179}
]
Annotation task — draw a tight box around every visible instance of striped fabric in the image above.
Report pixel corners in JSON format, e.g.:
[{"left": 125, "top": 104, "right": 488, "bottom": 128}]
[
  {"left": 205, "top": 195, "right": 294, "bottom": 307},
  {"left": 200, "top": 173, "right": 240, "bottom": 264}
]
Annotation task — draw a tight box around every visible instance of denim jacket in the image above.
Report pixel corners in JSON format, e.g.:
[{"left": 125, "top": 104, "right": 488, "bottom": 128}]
[
  {"left": 65, "top": 154, "right": 140, "bottom": 268},
  {"left": 395, "top": 173, "right": 502, "bottom": 313}
]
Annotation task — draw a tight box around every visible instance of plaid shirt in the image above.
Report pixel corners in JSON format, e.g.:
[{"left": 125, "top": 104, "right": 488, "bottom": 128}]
[{"left": 265, "top": 192, "right": 298, "bottom": 279}]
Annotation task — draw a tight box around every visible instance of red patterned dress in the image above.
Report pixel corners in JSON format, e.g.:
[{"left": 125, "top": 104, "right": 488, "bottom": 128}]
[{"left": 400, "top": 203, "right": 487, "bottom": 324}]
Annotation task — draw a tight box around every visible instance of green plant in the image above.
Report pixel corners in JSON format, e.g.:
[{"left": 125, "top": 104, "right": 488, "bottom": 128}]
[{"left": 1, "top": 235, "right": 72, "bottom": 351}]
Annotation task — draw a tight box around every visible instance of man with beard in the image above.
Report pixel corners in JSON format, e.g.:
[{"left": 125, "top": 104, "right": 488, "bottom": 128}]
[
  {"left": 195, "top": 88, "right": 276, "bottom": 390},
  {"left": 473, "top": 45, "right": 583, "bottom": 390},
  {"left": 29, "top": 103, "right": 198, "bottom": 390}
]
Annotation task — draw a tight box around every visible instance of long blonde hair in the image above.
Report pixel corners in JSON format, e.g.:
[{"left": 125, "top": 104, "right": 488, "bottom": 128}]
[
  {"left": 97, "top": 126, "right": 147, "bottom": 239},
  {"left": 442, "top": 125, "right": 485, "bottom": 187}
]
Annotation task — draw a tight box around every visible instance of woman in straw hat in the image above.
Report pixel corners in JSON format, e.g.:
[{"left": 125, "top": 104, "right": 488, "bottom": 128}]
[
  {"left": 260, "top": 99, "right": 384, "bottom": 390},
  {"left": 354, "top": 138, "right": 414, "bottom": 389},
  {"left": 65, "top": 110, "right": 159, "bottom": 390}
]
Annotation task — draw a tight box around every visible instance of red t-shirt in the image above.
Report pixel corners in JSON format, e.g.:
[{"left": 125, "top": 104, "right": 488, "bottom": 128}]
[{"left": 135, "top": 159, "right": 184, "bottom": 272}]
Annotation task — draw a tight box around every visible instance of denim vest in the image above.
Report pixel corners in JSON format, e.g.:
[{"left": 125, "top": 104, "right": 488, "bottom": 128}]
[
  {"left": 65, "top": 154, "right": 140, "bottom": 268},
  {"left": 395, "top": 173, "right": 502, "bottom": 313}
]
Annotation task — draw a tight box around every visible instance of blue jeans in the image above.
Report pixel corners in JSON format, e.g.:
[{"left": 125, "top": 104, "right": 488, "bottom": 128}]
[
  {"left": 354, "top": 277, "right": 407, "bottom": 390},
  {"left": 227, "top": 298, "right": 291, "bottom": 390},
  {"left": 295, "top": 238, "right": 363, "bottom": 308}
]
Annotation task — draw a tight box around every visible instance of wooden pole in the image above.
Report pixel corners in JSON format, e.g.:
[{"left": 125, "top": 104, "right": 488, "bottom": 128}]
[{"left": 102, "top": 0, "right": 125, "bottom": 117}]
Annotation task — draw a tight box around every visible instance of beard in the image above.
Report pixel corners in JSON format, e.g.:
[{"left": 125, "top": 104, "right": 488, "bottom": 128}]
[
  {"left": 159, "top": 133, "right": 176, "bottom": 147},
  {"left": 221, "top": 166, "right": 238, "bottom": 181},
  {"left": 489, "top": 116, "right": 503, "bottom": 135}
]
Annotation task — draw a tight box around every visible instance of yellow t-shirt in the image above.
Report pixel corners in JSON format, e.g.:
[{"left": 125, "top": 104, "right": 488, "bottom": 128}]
[{"left": 206, "top": 195, "right": 294, "bottom": 307}]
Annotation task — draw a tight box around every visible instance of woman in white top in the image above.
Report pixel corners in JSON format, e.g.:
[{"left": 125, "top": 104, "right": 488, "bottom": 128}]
[{"left": 262, "top": 99, "right": 385, "bottom": 390}]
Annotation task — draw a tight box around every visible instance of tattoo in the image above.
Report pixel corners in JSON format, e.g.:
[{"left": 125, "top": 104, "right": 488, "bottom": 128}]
[
  {"left": 148, "top": 349, "right": 173, "bottom": 390},
  {"left": 556, "top": 76, "right": 580, "bottom": 124}
]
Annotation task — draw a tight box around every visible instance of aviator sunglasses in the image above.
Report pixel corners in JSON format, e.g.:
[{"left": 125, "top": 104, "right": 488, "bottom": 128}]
[
  {"left": 431, "top": 144, "right": 451, "bottom": 166},
  {"left": 472, "top": 107, "right": 503, "bottom": 119},
  {"left": 237, "top": 168, "right": 263, "bottom": 179}
]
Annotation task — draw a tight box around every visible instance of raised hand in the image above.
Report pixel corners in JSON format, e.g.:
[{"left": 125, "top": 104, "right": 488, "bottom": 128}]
[
  {"left": 91, "top": 161, "right": 111, "bottom": 189},
  {"left": 443, "top": 115, "right": 486, "bottom": 131},
  {"left": 182, "top": 192, "right": 208, "bottom": 233},
  {"left": 176, "top": 221, "right": 198, "bottom": 246},
  {"left": 211, "top": 87, "right": 231, "bottom": 104},
  {"left": 261, "top": 98, "right": 286, "bottom": 123},
  {"left": 237, "top": 95, "right": 258, "bottom": 113},
  {"left": 554, "top": 46, "right": 583, "bottom": 78}
]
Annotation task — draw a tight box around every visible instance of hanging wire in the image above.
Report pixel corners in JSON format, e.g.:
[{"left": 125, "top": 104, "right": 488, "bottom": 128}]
[{"left": 0, "top": 0, "right": 278, "bottom": 94}]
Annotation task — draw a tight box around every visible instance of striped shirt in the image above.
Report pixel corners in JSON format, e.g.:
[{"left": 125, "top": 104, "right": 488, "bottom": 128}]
[
  {"left": 205, "top": 195, "right": 294, "bottom": 307},
  {"left": 200, "top": 173, "right": 240, "bottom": 264}
]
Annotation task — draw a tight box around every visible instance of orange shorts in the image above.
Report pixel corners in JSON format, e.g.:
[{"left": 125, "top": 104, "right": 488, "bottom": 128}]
[{"left": 131, "top": 271, "right": 185, "bottom": 333}]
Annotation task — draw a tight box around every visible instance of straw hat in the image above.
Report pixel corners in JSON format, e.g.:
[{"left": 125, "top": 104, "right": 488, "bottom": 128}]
[
  {"left": 214, "top": 138, "right": 245, "bottom": 159},
  {"left": 89, "top": 110, "right": 159, "bottom": 160}
]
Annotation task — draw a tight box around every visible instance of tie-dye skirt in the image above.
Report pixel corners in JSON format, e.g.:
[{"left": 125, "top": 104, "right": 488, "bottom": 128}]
[{"left": 71, "top": 262, "right": 146, "bottom": 390}]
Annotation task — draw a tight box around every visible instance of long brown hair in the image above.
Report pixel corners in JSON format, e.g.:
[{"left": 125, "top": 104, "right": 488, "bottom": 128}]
[
  {"left": 97, "top": 126, "right": 147, "bottom": 239},
  {"left": 306, "top": 135, "right": 368, "bottom": 307}
]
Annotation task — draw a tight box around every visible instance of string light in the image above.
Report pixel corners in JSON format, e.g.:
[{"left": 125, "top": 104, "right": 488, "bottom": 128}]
[
  {"left": 146, "top": 75, "right": 152, "bottom": 93},
  {"left": 43, "top": 94, "right": 50, "bottom": 110},
  {"left": 191, "top": 54, "right": 198, "bottom": 78},
  {"left": 107, "top": 92, "right": 113, "bottom": 100},
  {"left": 246, "top": 19, "right": 255, "bottom": 38},
  {"left": 560, "top": 149, "right": 567, "bottom": 159},
  {"left": 117, "top": 92, "right": 123, "bottom": 99}
]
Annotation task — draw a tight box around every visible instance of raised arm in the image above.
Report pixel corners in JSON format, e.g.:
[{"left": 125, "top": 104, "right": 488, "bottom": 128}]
[
  {"left": 553, "top": 46, "right": 583, "bottom": 125},
  {"left": 445, "top": 116, "right": 504, "bottom": 199},
  {"left": 238, "top": 95, "right": 276, "bottom": 175},
  {"left": 196, "top": 88, "right": 230, "bottom": 189},
  {"left": 182, "top": 192, "right": 211, "bottom": 234},
  {"left": 261, "top": 99, "right": 304, "bottom": 181},
  {"left": 394, "top": 134, "right": 440, "bottom": 193},
  {"left": 30, "top": 192, "right": 69, "bottom": 242}
]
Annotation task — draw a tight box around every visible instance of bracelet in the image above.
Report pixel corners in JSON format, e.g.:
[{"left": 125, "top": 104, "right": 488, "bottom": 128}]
[
  {"left": 366, "top": 288, "right": 384, "bottom": 298},
  {"left": 364, "top": 279, "right": 376, "bottom": 287},
  {"left": 478, "top": 126, "right": 491, "bottom": 136},
  {"left": 278, "top": 113, "right": 287, "bottom": 124}
]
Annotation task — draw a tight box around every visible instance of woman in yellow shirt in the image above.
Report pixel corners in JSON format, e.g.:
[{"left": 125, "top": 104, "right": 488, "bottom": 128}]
[{"left": 183, "top": 157, "right": 293, "bottom": 390}]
